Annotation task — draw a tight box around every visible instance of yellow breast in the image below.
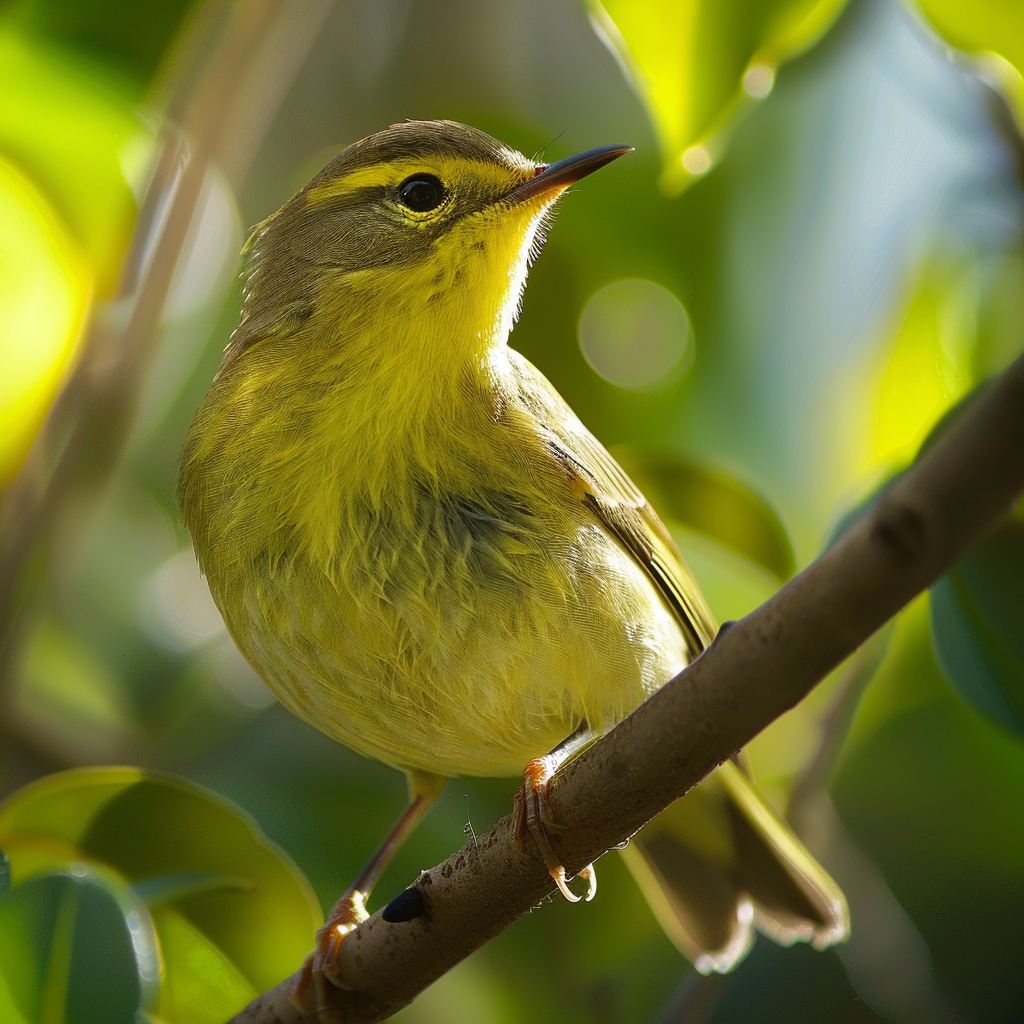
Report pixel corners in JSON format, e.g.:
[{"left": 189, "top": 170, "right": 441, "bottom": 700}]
[{"left": 179, "top": 340, "right": 690, "bottom": 778}]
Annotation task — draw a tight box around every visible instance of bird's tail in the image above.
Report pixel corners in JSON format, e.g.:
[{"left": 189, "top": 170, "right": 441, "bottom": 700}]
[{"left": 620, "top": 759, "right": 848, "bottom": 974}]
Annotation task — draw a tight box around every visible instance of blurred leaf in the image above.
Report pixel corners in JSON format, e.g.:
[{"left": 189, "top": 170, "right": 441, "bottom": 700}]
[
  {"left": 588, "top": 0, "right": 850, "bottom": 191},
  {"left": 930, "top": 521, "right": 1024, "bottom": 737},
  {"left": 10, "top": 0, "right": 195, "bottom": 84},
  {"left": 0, "top": 26, "right": 141, "bottom": 292},
  {"left": 0, "top": 768, "right": 322, "bottom": 1023},
  {"left": 613, "top": 448, "right": 795, "bottom": 579},
  {"left": 149, "top": 905, "right": 259, "bottom": 1024},
  {"left": 14, "top": 617, "right": 139, "bottom": 763},
  {"left": 0, "top": 154, "right": 90, "bottom": 487},
  {"left": 972, "top": 244, "right": 1024, "bottom": 380},
  {"left": 0, "top": 24, "right": 146, "bottom": 485},
  {"left": 134, "top": 870, "right": 253, "bottom": 909},
  {"left": 908, "top": 0, "right": 1024, "bottom": 125},
  {"left": 858, "top": 253, "right": 975, "bottom": 478},
  {"left": 0, "top": 972, "right": 29, "bottom": 1024},
  {"left": 915, "top": 382, "right": 983, "bottom": 461},
  {"left": 0, "top": 870, "right": 148, "bottom": 1024}
]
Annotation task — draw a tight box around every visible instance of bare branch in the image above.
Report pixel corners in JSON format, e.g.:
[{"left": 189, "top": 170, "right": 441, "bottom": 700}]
[{"left": 229, "top": 351, "right": 1024, "bottom": 1024}]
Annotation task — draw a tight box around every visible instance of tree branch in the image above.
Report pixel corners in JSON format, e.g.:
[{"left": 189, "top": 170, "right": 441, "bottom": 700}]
[{"left": 230, "top": 351, "right": 1024, "bottom": 1024}]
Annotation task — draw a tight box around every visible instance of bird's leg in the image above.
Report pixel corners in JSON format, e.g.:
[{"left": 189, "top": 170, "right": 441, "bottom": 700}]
[
  {"left": 513, "top": 722, "right": 598, "bottom": 903},
  {"left": 291, "top": 771, "right": 445, "bottom": 1015}
]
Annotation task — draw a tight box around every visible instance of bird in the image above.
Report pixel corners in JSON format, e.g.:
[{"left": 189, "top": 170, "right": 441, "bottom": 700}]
[{"left": 178, "top": 119, "right": 848, "bottom": 1009}]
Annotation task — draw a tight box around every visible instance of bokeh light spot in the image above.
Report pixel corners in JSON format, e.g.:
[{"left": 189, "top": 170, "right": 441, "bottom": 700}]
[
  {"left": 743, "top": 62, "right": 775, "bottom": 99},
  {"left": 578, "top": 278, "right": 693, "bottom": 390},
  {"left": 681, "top": 146, "right": 712, "bottom": 175},
  {"left": 139, "top": 548, "right": 226, "bottom": 653}
]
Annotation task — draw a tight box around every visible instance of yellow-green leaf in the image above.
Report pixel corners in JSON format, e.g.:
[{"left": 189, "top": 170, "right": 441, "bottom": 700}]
[
  {"left": 149, "top": 906, "right": 259, "bottom": 1024},
  {"left": 0, "top": 27, "right": 141, "bottom": 291},
  {"left": 588, "top": 0, "right": 850, "bottom": 191},
  {"left": 909, "top": 0, "right": 1024, "bottom": 125},
  {"left": 0, "top": 156, "right": 90, "bottom": 486}
]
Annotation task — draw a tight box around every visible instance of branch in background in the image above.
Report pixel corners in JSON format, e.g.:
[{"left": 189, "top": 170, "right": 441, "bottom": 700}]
[
  {"left": 799, "top": 790, "right": 973, "bottom": 1024},
  {"left": 785, "top": 627, "right": 892, "bottom": 829},
  {"left": 655, "top": 973, "right": 728, "bottom": 1024},
  {"left": 230, "top": 350, "right": 1024, "bottom": 1024},
  {"left": 784, "top": 633, "right": 972, "bottom": 1024},
  {"left": 0, "top": 0, "right": 336, "bottom": 687}
]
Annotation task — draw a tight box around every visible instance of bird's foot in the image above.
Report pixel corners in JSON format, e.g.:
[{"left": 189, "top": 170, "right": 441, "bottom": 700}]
[
  {"left": 290, "top": 891, "right": 368, "bottom": 1020},
  {"left": 513, "top": 755, "right": 596, "bottom": 903}
]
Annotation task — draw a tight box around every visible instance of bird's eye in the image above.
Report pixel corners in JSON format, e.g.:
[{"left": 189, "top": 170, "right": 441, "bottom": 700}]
[{"left": 398, "top": 174, "right": 446, "bottom": 213}]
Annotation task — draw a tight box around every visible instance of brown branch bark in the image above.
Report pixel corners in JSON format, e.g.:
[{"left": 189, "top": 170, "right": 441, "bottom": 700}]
[{"left": 230, "top": 351, "right": 1024, "bottom": 1024}]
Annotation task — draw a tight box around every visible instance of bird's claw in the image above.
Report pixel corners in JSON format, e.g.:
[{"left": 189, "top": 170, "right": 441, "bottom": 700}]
[
  {"left": 290, "top": 892, "right": 368, "bottom": 1019},
  {"left": 513, "top": 756, "right": 597, "bottom": 903}
]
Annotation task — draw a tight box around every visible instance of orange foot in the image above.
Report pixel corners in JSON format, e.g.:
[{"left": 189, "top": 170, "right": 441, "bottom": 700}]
[
  {"left": 513, "top": 754, "right": 596, "bottom": 903},
  {"left": 290, "top": 891, "right": 367, "bottom": 1020}
]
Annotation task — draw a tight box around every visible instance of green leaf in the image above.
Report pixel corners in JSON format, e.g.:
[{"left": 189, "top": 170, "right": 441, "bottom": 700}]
[
  {"left": 588, "top": 0, "right": 850, "bottom": 191},
  {"left": 908, "top": 0, "right": 1024, "bottom": 125},
  {"left": 930, "top": 521, "right": 1024, "bottom": 737},
  {"left": 0, "top": 871, "right": 145, "bottom": 1024},
  {"left": 612, "top": 448, "right": 795, "bottom": 580},
  {"left": 134, "top": 871, "right": 255, "bottom": 910},
  {"left": 0, "top": 768, "right": 322, "bottom": 1023},
  {"left": 11, "top": 0, "right": 194, "bottom": 84},
  {"left": 148, "top": 905, "right": 259, "bottom": 1024},
  {"left": 0, "top": 24, "right": 145, "bottom": 483}
]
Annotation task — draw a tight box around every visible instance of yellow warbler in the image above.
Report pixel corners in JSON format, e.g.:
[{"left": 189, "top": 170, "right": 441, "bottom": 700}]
[{"left": 178, "top": 120, "right": 847, "bottom": 1000}]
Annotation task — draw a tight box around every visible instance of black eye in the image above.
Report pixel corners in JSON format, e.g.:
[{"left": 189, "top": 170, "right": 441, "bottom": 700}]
[{"left": 398, "top": 174, "right": 446, "bottom": 212}]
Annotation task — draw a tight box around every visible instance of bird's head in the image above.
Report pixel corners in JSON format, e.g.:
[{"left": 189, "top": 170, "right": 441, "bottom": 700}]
[{"left": 226, "top": 120, "right": 630, "bottom": 370}]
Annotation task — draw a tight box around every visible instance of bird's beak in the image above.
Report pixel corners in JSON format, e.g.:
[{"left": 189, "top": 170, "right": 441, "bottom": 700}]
[{"left": 506, "top": 144, "right": 633, "bottom": 206}]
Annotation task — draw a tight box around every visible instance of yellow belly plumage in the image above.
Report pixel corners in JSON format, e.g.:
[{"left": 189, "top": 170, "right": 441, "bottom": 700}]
[{"left": 185, "top": 343, "right": 688, "bottom": 779}]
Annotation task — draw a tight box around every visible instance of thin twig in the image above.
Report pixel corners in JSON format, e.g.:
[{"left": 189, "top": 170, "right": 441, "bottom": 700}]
[
  {"left": 785, "top": 625, "right": 891, "bottom": 831},
  {"left": 230, "top": 350, "right": 1024, "bottom": 1024},
  {"left": 0, "top": 0, "right": 336, "bottom": 687}
]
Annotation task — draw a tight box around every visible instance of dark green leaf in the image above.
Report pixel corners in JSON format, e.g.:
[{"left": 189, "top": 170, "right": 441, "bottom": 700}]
[
  {"left": 931, "top": 521, "right": 1024, "bottom": 737},
  {"left": 613, "top": 448, "right": 795, "bottom": 579},
  {"left": 12, "top": 0, "right": 194, "bottom": 84},
  {"left": 0, "top": 871, "right": 145, "bottom": 1024}
]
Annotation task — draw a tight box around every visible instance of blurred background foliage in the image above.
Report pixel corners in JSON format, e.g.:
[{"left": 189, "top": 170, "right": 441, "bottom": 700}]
[{"left": 1, "top": 0, "right": 1023, "bottom": 1021}]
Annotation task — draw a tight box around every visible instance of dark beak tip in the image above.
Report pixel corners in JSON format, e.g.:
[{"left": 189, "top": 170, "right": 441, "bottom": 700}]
[{"left": 509, "top": 143, "right": 633, "bottom": 204}]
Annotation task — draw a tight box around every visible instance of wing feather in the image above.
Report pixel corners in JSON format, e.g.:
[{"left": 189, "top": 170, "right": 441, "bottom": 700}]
[
  {"left": 510, "top": 352, "right": 849, "bottom": 967},
  {"left": 509, "top": 353, "right": 716, "bottom": 658}
]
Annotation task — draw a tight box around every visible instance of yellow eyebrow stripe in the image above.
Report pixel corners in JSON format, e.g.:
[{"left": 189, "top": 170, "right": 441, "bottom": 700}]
[{"left": 305, "top": 158, "right": 524, "bottom": 205}]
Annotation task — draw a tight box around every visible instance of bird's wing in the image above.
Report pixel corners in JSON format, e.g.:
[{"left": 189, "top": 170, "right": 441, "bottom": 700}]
[
  {"left": 509, "top": 355, "right": 848, "bottom": 971},
  {"left": 509, "top": 353, "right": 717, "bottom": 659}
]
